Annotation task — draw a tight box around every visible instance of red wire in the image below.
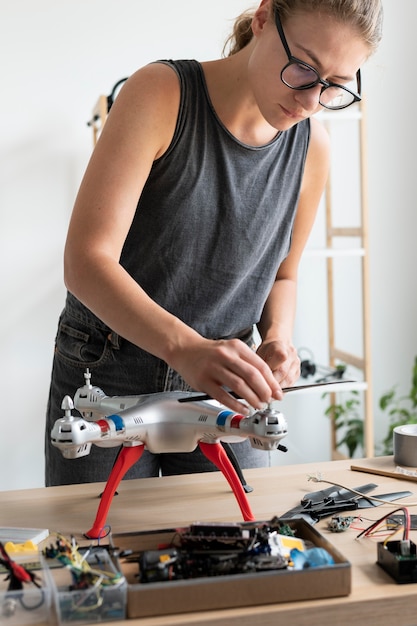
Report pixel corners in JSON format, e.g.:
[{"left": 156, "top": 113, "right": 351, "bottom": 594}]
[{"left": 356, "top": 507, "right": 410, "bottom": 541}]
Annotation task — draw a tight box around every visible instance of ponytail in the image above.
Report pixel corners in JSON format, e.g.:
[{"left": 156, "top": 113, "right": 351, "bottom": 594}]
[{"left": 223, "top": 10, "right": 255, "bottom": 57}]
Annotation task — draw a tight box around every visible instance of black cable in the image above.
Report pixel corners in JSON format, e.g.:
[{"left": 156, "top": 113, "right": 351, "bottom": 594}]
[{"left": 107, "top": 77, "right": 129, "bottom": 112}]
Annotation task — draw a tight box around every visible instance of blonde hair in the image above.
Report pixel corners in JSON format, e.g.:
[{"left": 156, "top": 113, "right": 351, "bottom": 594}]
[{"left": 224, "top": 0, "right": 383, "bottom": 56}]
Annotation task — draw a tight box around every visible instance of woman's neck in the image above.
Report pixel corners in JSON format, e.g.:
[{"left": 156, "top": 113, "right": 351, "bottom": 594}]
[{"left": 201, "top": 51, "right": 280, "bottom": 147}]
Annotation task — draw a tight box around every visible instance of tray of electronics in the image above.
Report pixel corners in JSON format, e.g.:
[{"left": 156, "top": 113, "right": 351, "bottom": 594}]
[
  {"left": 113, "top": 516, "right": 351, "bottom": 619},
  {"left": 0, "top": 518, "right": 350, "bottom": 623}
]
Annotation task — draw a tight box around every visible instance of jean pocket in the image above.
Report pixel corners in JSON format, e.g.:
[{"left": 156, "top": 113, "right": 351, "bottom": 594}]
[{"left": 54, "top": 315, "right": 112, "bottom": 368}]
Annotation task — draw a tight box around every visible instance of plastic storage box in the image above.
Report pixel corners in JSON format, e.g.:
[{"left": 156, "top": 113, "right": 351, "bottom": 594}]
[
  {"left": 47, "top": 547, "right": 126, "bottom": 624},
  {"left": 0, "top": 552, "right": 52, "bottom": 625}
]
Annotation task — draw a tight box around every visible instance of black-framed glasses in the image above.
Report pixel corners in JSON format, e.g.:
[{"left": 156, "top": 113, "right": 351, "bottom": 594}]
[{"left": 274, "top": 10, "right": 361, "bottom": 110}]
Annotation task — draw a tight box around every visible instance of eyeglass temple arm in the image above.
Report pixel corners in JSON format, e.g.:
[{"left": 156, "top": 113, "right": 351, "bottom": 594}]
[
  {"left": 356, "top": 69, "right": 362, "bottom": 95},
  {"left": 274, "top": 10, "right": 292, "bottom": 60}
]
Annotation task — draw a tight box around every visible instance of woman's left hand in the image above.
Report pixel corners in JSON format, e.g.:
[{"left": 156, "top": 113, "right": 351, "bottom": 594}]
[{"left": 256, "top": 339, "right": 300, "bottom": 390}]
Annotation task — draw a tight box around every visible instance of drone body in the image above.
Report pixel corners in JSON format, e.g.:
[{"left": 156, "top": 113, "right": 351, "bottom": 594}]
[
  {"left": 51, "top": 371, "right": 288, "bottom": 537},
  {"left": 52, "top": 372, "right": 288, "bottom": 458}
]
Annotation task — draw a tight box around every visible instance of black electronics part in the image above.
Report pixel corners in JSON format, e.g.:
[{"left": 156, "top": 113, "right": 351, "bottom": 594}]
[
  {"left": 187, "top": 522, "right": 249, "bottom": 539},
  {"left": 300, "top": 359, "right": 316, "bottom": 378},
  {"left": 139, "top": 548, "right": 179, "bottom": 583},
  {"left": 377, "top": 540, "right": 417, "bottom": 583},
  {"left": 137, "top": 546, "right": 288, "bottom": 583},
  {"left": 389, "top": 514, "right": 417, "bottom": 530},
  {"left": 136, "top": 519, "right": 302, "bottom": 583},
  {"left": 282, "top": 484, "right": 412, "bottom": 522},
  {"left": 299, "top": 354, "right": 346, "bottom": 383}
]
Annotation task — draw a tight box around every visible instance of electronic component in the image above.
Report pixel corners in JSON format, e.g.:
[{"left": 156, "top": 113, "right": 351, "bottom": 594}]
[
  {"left": 139, "top": 549, "right": 179, "bottom": 583},
  {"left": 388, "top": 515, "right": 417, "bottom": 531},
  {"left": 128, "top": 518, "right": 335, "bottom": 584},
  {"left": 327, "top": 516, "right": 356, "bottom": 532},
  {"left": 377, "top": 540, "right": 417, "bottom": 584},
  {"left": 43, "top": 535, "right": 126, "bottom": 621},
  {"left": 356, "top": 506, "right": 417, "bottom": 584},
  {"left": 269, "top": 532, "right": 305, "bottom": 557},
  {"left": 180, "top": 522, "right": 252, "bottom": 551}
]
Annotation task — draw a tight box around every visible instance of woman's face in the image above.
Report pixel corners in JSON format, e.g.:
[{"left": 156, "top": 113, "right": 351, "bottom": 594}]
[{"left": 248, "top": 7, "right": 370, "bottom": 131}]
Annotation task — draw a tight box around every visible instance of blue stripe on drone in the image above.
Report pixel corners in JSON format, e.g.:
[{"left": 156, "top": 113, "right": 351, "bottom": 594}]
[
  {"left": 216, "top": 410, "right": 233, "bottom": 426},
  {"left": 108, "top": 414, "right": 124, "bottom": 431}
]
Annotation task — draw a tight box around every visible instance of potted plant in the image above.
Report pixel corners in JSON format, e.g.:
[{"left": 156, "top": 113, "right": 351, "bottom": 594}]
[
  {"left": 323, "top": 356, "right": 417, "bottom": 457},
  {"left": 323, "top": 389, "right": 364, "bottom": 458},
  {"left": 379, "top": 356, "right": 417, "bottom": 455}
]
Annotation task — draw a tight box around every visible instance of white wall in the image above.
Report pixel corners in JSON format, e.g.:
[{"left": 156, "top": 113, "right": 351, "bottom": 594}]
[
  {"left": 366, "top": 1, "right": 417, "bottom": 437},
  {"left": 1, "top": 1, "right": 415, "bottom": 490}
]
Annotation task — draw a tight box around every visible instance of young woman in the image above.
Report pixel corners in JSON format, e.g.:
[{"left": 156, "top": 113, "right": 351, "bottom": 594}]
[{"left": 45, "top": 0, "right": 383, "bottom": 485}]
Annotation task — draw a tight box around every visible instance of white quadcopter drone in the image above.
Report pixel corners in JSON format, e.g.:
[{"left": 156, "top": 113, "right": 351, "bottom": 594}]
[{"left": 51, "top": 369, "right": 351, "bottom": 538}]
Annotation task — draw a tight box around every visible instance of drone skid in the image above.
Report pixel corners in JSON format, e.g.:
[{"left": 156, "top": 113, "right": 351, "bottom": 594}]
[{"left": 51, "top": 371, "right": 288, "bottom": 538}]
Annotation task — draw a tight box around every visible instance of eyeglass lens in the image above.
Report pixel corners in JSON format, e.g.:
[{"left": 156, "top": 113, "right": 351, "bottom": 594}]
[{"left": 281, "top": 62, "right": 358, "bottom": 109}]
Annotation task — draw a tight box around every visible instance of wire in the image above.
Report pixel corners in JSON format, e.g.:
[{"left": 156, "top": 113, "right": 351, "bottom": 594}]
[
  {"left": 96, "top": 525, "right": 111, "bottom": 544},
  {"left": 355, "top": 507, "right": 411, "bottom": 541},
  {"left": 43, "top": 532, "right": 123, "bottom": 586},
  {"left": 307, "top": 473, "right": 417, "bottom": 506}
]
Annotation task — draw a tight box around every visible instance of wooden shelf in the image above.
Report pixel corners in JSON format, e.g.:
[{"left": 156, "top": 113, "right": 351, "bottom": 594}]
[
  {"left": 322, "top": 99, "right": 373, "bottom": 458},
  {"left": 303, "top": 248, "right": 365, "bottom": 258}
]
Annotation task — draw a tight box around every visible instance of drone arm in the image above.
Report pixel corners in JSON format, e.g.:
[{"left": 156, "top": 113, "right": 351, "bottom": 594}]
[
  {"left": 198, "top": 441, "right": 255, "bottom": 522},
  {"left": 85, "top": 444, "right": 145, "bottom": 539}
]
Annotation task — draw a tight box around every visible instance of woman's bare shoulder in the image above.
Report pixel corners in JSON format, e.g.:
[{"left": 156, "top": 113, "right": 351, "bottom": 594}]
[
  {"left": 115, "top": 61, "right": 181, "bottom": 115},
  {"left": 101, "top": 61, "right": 182, "bottom": 160}
]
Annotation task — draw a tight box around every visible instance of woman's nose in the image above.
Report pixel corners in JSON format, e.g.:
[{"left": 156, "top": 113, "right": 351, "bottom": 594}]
[{"left": 294, "top": 85, "right": 322, "bottom": 112}]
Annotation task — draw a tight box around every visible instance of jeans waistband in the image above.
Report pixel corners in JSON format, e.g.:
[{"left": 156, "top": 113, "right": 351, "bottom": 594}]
[{"left": 219, "top": 326, "right": 254, "bottom": 341}]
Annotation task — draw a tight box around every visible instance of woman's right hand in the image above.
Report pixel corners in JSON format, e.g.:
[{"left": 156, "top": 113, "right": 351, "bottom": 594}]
[{"left": 168, "top": 337, "right": 283, "bottom": 414}]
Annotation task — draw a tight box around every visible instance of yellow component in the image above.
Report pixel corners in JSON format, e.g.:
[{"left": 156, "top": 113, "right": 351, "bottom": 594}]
[
  {"left": 159, "top": 553, "right": 173, "bottom": 563},
  {"left": 4, "top": 540, "right": 38, "bottom": 553},
  {"left": 269, "top": 533, "right": 305, "bottom": 558}
]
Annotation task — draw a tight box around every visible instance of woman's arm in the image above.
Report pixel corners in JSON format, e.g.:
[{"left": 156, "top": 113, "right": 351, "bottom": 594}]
[{"left": 256, "top": 116, "right": 331, "bottom": 387}]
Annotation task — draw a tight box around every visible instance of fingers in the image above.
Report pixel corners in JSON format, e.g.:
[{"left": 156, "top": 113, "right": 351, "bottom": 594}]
[
  {"left": 272, "top": 353, "right": 300, "bottom": 387},
  {"left": 204, "top": 384, "right": 252, "bottom": 416},
  {"left": 210, "top": 339, "right": 282, "bottom": 407},
  {"left": 257, "top": 340, "right": 301, "bottom": 388},
  {"left": 173, "top": 338, "right": 282, "bottom": 414}
]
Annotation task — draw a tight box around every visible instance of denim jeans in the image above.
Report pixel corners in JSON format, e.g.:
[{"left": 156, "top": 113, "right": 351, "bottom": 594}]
[{"left": 45, "top": 295, "right": 270, "bottom": 486}]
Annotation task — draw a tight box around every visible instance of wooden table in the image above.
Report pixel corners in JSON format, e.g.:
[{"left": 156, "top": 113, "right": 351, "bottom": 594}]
[{"left": 2, "top": 457, "right": 417, "bottom": 625}]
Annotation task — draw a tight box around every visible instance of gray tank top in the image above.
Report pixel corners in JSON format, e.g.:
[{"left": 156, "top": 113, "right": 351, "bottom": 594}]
[{"left": 70, "top": 59, "right": 311, "bottom": 341}]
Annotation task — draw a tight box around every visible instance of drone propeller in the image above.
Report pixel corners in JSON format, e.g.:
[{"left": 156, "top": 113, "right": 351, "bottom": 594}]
[{"left": 178, "top": 378, "right": 357, "bottom": 404}]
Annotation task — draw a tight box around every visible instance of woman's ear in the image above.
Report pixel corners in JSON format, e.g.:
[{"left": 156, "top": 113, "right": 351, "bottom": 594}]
[{"left": 252, "top": 0, "right": 272, "bottom": 36}]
